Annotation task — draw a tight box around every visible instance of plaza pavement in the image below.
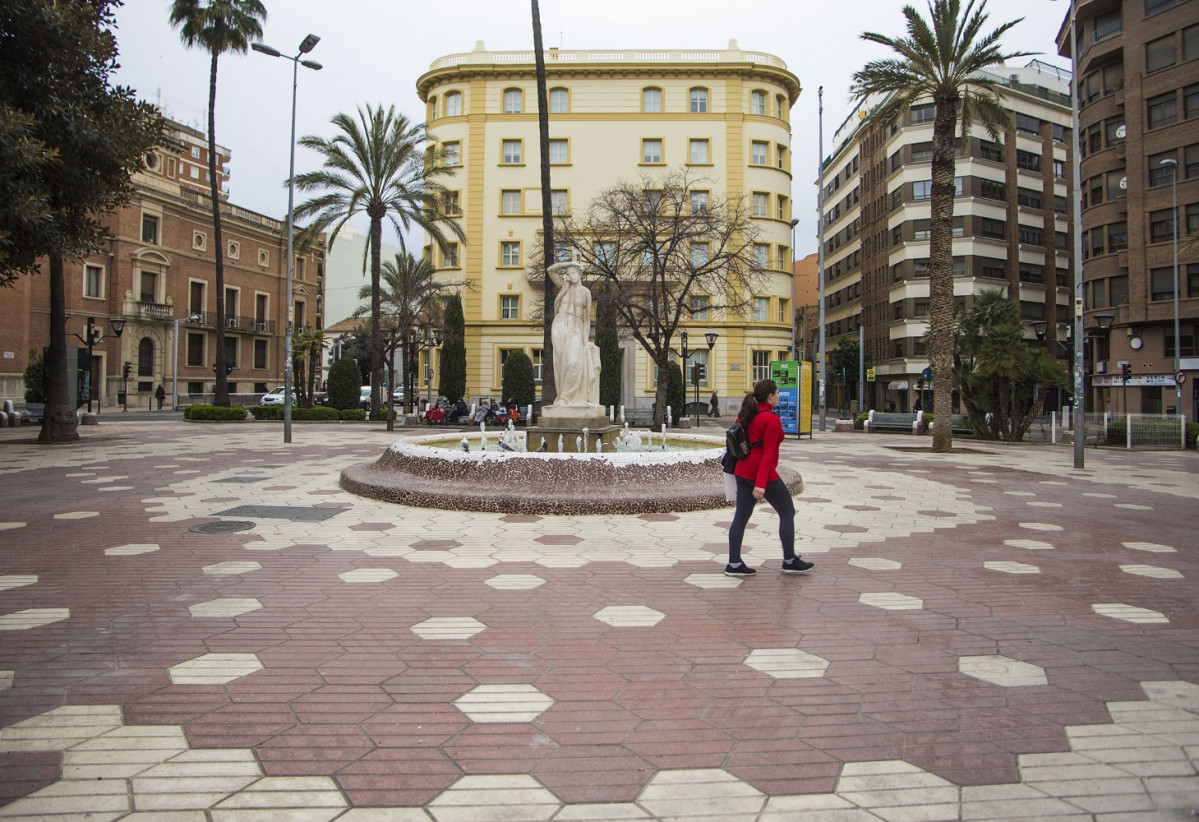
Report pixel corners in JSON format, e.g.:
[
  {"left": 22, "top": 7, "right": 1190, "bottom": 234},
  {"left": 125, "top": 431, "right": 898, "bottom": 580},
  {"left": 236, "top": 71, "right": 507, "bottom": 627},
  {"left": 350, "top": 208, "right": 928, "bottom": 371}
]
[{"left": 0, "top": 418, "right": 1197, "bottom": 821}]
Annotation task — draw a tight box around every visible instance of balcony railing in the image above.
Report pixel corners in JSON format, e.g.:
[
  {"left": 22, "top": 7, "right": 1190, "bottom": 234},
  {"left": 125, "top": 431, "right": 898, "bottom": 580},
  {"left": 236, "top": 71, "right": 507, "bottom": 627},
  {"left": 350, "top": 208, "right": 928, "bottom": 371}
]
[
  {"left": 137, "top": 302, "right": 173, "bottom": 321},
  {"left": 1091, "top": 19, "right": 1123, "bottom": 45}
]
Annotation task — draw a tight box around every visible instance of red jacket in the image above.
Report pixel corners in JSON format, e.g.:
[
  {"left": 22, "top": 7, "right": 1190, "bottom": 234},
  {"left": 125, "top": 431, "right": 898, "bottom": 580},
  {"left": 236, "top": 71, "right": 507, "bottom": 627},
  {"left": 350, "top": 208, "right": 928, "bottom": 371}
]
[{"left": 733, "top": 402, "right": 783, "bottom": 489}]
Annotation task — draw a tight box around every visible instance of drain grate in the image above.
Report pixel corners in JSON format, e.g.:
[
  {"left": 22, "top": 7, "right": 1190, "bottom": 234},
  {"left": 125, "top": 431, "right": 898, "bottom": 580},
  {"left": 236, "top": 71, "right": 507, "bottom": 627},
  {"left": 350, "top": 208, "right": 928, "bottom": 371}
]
[
  {"left": 213, "top": 505, "right": 345, "bottom": 522},
  {"left": 190, "top": 520, "right": 256, "bottom": 533}
]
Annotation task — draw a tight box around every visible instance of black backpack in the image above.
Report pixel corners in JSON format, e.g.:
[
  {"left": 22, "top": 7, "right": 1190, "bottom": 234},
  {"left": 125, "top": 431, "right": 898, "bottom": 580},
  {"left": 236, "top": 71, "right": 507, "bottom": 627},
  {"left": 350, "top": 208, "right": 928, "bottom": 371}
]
[{"left": 725, "top": 423, "right": 761, "bottom": 460}]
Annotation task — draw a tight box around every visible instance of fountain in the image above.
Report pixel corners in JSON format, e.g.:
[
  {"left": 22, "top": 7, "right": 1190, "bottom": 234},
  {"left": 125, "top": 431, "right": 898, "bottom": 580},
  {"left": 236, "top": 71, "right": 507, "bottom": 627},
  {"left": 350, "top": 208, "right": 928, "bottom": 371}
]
[{"left": 339, "top": 254, "right": 802, "bottom": 514}]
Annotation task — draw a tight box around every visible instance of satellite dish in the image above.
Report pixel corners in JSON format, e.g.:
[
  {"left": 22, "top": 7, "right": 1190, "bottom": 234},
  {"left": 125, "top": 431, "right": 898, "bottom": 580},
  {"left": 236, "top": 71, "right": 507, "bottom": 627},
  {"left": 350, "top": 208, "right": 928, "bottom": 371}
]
[
  {"left": 1116, "top": 124, "right": 1126, "bottom": 139},
  {"left": 1119, "top": 176, "right": 1127, "bottom": 190}
]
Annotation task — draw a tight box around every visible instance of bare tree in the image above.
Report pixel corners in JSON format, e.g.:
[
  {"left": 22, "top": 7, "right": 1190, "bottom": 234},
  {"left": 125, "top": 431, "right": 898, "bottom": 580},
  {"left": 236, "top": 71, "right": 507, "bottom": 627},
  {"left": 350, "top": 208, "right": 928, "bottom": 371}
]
[{"left": 554, "top": 169, "right": 769, "bottom": 428}]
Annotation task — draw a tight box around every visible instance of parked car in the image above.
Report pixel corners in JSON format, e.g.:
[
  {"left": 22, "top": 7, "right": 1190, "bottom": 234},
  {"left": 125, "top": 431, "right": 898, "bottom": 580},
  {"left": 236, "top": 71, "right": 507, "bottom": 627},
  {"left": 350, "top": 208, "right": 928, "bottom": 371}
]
[
  {"left": 392, "top": 387, "right": 405, "bottom": 404},
  {"left": 259, "top": 387, "right": 295, "bottom": 406},
  {"left": 359, "top": 386, "right": 372, "bottom": 409}
]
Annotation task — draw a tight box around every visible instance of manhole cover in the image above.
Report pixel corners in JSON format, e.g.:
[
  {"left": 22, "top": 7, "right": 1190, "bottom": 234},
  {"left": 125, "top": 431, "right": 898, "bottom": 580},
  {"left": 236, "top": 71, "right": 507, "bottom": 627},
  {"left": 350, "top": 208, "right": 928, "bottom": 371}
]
[
  {"left": 189, "top": 520, "right": 256, "bottom": 533},
  {"left": 214, "top": 505, "right": 344, "bottom": 521}
]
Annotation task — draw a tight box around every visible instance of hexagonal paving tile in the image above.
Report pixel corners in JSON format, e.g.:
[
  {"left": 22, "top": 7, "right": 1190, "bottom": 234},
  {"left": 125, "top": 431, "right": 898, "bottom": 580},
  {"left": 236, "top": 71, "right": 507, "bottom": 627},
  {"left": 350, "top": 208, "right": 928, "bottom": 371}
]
[
  {"left": 484, "top": 574, "right": 546, "bottom": 590},
  {"left": 201, "top": 561, "right": 262, "bottom": 576},
  {"left": 1120, "top": 565, "right": 1183, "bottom": 579},
  {"left": 453, "top": 684, "right": 554, "bottom": 723},
  {"left": 1004, "top": 539, "right": 1054, "bottom": 550},
  {"left": 411, "top": 617, "right": 487, "bottom": 640},
  {"left": 188, "top": 598, "right": 263, "bottom": 618},
  {"left": 0, "top": 522, "right": 26, "bottom": 531},
  {"left": 959, "top": 655, "right": 1048, "bottom": 687},
  {"left": 1122, "top": 541, "right": 1176, "bottom": 553},
  {"left": 0, "top": 575, "right": 38, "bottom": 591},
  {"left": 859, "top": 592, "right": 923, "bottom": 610},
  {"left": 0, "top": 608, "right": 70, "bottom": 630},
  {"left": 684, "top": 573, "right": 743, "bottom": 589},
  {"left": 0, "top": 671, "right": 12, "bottom": 691},
  {"left": 594, "top": 606, "right": 665, "bottom": 627},
  {"left": 1019, "top": 522, "right": 1063, "bottom": 532},
  {"left": 428, "top": 774, "right": 560, "bottom": 818},
  {"left": 104, "top": 543, "right": 160, "bottom": 556},
  {"left": 639, "top": 769, "right": 765, "bottom": 818},
  {"left": 54, "top": 511, "right": 99, "bottom": 520},
  {"left": 984, "top": 561, "right": 1041, "bottom": 574},
  {"left": 338, "top": 568, "right": 398, "bottom": 583},
  {"left": 169, "top": 653, "right": 263, "bottom": 685},
  {"left": 534, "top": 534, "right": 583, "bottom": 545},
  {"left": 744, "top": 648, "right": 830, "bottom": 679},
  {"left": 848, "top": 557, "right": 902, "bottom": 571},
  {"left": 1092, "top": 603, "right": 1169, "bottom": 624}
]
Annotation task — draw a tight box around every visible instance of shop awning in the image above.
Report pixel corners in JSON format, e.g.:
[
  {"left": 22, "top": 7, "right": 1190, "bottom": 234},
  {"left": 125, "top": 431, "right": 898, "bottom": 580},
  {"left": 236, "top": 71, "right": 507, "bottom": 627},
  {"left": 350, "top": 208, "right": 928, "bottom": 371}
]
[{"left": 887, "top": 380, "right": 909, "bottom": 391}]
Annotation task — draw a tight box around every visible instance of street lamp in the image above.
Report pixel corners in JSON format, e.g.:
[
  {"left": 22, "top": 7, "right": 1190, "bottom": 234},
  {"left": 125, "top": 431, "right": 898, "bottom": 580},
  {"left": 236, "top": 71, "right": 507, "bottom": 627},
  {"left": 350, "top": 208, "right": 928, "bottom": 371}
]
[
  {"left": 252, "top": 34, "right": 322, "bottom": 445},
  {"left": 680, "top": 330, "right": 688, "bottom": 425},
  {"left": 1093, "top": 313, "right": 1116, "bottom": 416},
  {"left": 410, "top": 326, "right": 442, "bottom": 415},
  {"left": 172, "top": 313, "right": 204, "bottom": 411},
  {"left": 1160, "top": 158, "right": 1182, "bottom": 418},
  {"left": 68, "top": 316, "right": 125, "bottom": 412},
  {"left": 697, "top": 332, "right": 718, "bottom": 427}
]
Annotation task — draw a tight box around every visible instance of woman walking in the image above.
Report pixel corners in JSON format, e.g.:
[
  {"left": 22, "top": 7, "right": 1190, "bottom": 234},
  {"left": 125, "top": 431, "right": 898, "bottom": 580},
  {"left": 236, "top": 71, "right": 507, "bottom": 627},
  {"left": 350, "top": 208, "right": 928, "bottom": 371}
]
[{"left": 725, "top": 378, "right": 813, "bottom": 577}]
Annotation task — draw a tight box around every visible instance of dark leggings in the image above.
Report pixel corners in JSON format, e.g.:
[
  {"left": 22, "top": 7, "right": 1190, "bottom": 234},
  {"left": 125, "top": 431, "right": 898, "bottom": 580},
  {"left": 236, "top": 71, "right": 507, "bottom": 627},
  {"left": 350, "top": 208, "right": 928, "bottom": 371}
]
[{"left": 728, "top": 476, "right": 795, "bottom": 565}]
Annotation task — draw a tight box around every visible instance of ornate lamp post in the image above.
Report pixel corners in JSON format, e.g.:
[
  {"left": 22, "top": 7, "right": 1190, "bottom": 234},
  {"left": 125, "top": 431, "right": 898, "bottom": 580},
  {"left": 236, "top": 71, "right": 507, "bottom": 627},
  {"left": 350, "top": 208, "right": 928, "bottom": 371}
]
[
  {"left": 252, "top": 34, "right": 322, "bottom": 444},
  {"left": 698, "top": 332, "right": 718, "bottom": 427},
  {"left": 68, "top": 316, "right": 126, "bottom": 412}
]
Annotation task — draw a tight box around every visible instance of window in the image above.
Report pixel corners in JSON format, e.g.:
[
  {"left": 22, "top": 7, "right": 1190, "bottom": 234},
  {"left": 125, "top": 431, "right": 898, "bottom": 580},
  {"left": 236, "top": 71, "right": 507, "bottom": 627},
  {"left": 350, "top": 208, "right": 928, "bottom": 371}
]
[
  {"left": 227, "top": 240, "right": 240, "bottom": 259},
  {"left": 1106, "top": 118, "right": 1125, "bottom": 146},
  {"left": 501, "top": 189, "right": 521, "bottom": 214},
  {"left": 254, "top": 339, "right": 268, "bottom": 369},
  {"left": 912, "top": 180, "right": 931, "bottom": 200},
  {"left": 549, "top": 88, "right": 568, "bottom": 113},
  {"left": 1146, "top": 0, "right": 1174, "bottom": 16},
  {"left": 549, "top": 139, "right": 568, "bottom": 164},
  {"left": 643, "top": 190, "right": 662, "bottom": 212},
  {"left": 690, "top": 295, "right": 709, "bottom": 319},
  {"left": 778, "top": 298, "right": 789, "bottom": 324},
  {"left": 593, "top": 241, "right": 615, "bottom": 264},
  {"left": 1151, "top": 267, "right": 1175, "bottom": 300},
  {"left": 753, "top": 244, "right": 770, "bottom": 269},
  {"left": 751, "top": 141, "right": 768, "bottom": 165},
  {"left": 553, "top": 243, "right": 571, "bottom": 263},
  {"left": 532, "top": 348, "right": 543, "bottom": 384},
  {"left": 1146, "top": 35, "right": 1177, "bottom": 72},
  {"left": 642, "top": 138, "right": 662, "bottom": 164},
  {"left": 1109, "top": 221, "right": 1128, "bottom": 251},
  {"left": 550, "top": 189, "right": 567, "bottom": 215},
  {"left": 1018, "top": 226, "right": 1043, "bottom": 246},
  {"left": 189, "top": 165, "right": 200, "bottom": 179},
  {"left": 1149, "top": 151, "right": 1177, "bottom": 185},
  {"left": 255, "top": 293, "right": 267, "bottom": 324},
  {"left": 1148, "top": 92, "right": 1177, "bottom": 128},
  {"left": 192, "top": 231, "right": 206, "bottom": 251},
  {"left": 752, "top": 192, "right": 768, "bottom": 217},
  {"left": 444, "top": 191, "right": 460, "bottom": 216},
  {"left": 1186, "top": 84, "right": 1199, "bottom": 120},
  {"left": 911, "top": 103, "right": 934, "bottom": 123},
  {"left": 189, "top": 282, "right": 205, "bottom": 315},
  {"left": 503, "top": 88, "right": 522, "bottom": 113},
  {"left": 777, "top": 195, "right": 787, "bottom": 220},
  {"left": 689, "top": 88, "right": 708, "bottom": 113},
  {"left": 1190, "top": 263, "right": 1199, "bottom": 297},
  {"left": 84, "top": 264, "right": 103, "bottom": 298},
  {"left": 642, "top": 87, "right": 662, "bottom": 113},
  {"left": 443, "top": 243, "right": 459, "bottom": 268},
  {"left": 690, "top": 191, "right": 708, "bottom": 214},
  {"left": 981, "top": 218, "right": 1006, "bottom": 239},
  {"left": 1166, "top": 323, "right": 1198, "bottom": 358},
  {"left": 1016, "top": 149, "right": 1041, "bottom": 171},
  {"left": 911, "top": 141, "right": 933, "bottom": 162},
  {"left": 752, "top": 350, "right": 771, "bottom": 381},
  {"left": 750, "top": 90, "right": 767, "bottom": 115},
  {"left": 501, "top": 241, "right": 520, "bottom": 267},
  {"left": 1150, "top": 209, "right": 1175, "bottom": 243},
  {"left": 1186, "top": 23, "right": 1199, "bottom": 60},
  {"left": 140, "top": 271, "right": 157, "bottom": 303},
  {"left": 445, "top": 91, "right": 462, "bottom": 116},
  {"left": 501, "top": 295, "right": 520, "bottom": 319},
  {"left": 980, "top": 179, "right": 1006, "bottom": 200},
  {"left": 1188, "top": 203, "right": 1199, "bottom": 235},
  {"left": 689, "top": 139, "right": 709, "bottom": 164},
  {"left": 186, "top": 333, "right": 205, "bottom": 367},
  {"left": 777, "top": 145, "right": 787, "bottom": 169},
  {"left": 190, "top": 145, "right": 201, "bottom": 159},
  {"left": 443, "top": 141, "right": 461, "bottom": 166},
  {"left": 776, "top": 94, "right": 786, "bottom": 118},
  {"left": 691, "top": 243, "right": 709, "bottom": 267},
  {"left": 1188, "top": 144, "right": 1199, "bottom": 178},
  {"left": 141, "top": 214, "right": 159, "bottom": 244},
  {"left": 294, "top": 256, "right": 305, "bottom": 281},
  {"left": 502, "top": 139, "right": 522, "bottom": 164},
  {"left": 1110, "top": 274, "right": 1129, "bottom": 306}
]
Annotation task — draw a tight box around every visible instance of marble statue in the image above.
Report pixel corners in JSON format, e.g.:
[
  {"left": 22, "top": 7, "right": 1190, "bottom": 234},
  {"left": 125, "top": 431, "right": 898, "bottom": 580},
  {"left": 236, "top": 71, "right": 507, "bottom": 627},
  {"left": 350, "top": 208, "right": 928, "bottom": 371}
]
[{"left": 547, "top": 252, "right": 601, "bottom": 407}]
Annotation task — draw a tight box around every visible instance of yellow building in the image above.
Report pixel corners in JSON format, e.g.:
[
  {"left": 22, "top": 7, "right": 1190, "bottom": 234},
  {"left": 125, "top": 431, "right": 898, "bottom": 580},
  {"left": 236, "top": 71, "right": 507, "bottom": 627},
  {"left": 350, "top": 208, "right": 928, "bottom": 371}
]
[{"left": 416, "top": 41, "right": 800, "bottom": 412}]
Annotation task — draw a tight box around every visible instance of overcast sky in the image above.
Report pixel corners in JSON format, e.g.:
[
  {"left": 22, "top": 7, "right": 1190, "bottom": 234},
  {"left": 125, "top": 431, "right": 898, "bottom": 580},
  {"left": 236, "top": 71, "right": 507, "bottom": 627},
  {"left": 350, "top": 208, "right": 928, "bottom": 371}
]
[{"left": 112, "top": 0, "right": 1071, "bottom": 257}]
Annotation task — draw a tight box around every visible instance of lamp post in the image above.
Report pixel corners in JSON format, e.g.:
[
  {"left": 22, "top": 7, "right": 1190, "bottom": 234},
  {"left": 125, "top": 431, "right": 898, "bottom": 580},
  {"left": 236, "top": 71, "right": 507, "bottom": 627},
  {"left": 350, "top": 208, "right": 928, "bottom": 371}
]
[
  {"left": 1093, "top": 312, "right": 1116, "bottom": 416},
  {"left": 252, "top": 34, "right": 322, "bottom": 444},
  {"left": 68, "top": 316, "right": 125, "bottom": 412},
  {"left": 172, "top": 313, "right": 204, "bottom": 411},
  {"left": 816, "top": 85, "right": 828, "bottom": 432},
  {"left": 697, "top": 332, "right": 718, "bottom": 427},
  {"left": 1160, "top": 158, "right": 1182, "bottom": 417},
  {"left": 680, "top": 330, "right": 688, "bottom": 425},
  {"left": 410, "top": 326, "right": 442, "bottom": 415}
]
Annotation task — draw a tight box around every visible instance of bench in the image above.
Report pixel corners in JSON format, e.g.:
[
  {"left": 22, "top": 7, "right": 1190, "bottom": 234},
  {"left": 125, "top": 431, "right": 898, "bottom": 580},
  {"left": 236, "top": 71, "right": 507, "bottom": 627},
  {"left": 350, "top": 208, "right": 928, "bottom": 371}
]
[
  {"left": 863, "top": 410, "right": 922, "bottom": 434},
  {"left": 925, "top": 414, "right": 973, "bottom": 436}
]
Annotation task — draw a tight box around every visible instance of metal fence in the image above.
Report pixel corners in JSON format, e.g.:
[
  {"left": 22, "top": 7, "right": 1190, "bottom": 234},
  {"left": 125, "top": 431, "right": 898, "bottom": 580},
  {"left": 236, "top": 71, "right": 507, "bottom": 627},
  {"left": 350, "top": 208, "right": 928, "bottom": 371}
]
[{"left": 1039, "top": 410, "right": 1189, "bottom": 450}]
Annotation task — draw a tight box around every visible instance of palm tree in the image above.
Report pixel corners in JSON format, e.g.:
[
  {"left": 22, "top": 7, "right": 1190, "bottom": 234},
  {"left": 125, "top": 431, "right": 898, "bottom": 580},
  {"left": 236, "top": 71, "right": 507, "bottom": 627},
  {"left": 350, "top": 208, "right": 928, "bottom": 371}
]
[
  {"left": 169, "top": 0, "right": 266, "bottom": 407},
  {"left": 850, "top": 0, "right": 1026, "bottom": 452},
  {"left": 292, "top": 105, "right": 463, "bottom": 418}
]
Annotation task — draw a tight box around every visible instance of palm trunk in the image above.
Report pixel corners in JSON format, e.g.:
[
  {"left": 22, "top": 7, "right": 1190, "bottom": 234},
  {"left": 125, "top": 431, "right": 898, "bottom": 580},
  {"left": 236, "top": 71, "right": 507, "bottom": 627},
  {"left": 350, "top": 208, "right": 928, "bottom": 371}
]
[
  {"left": 927, "top": 95, "right": 958, "bottom": 453},
  {"left": 369, "top": 214, "right": 383, "bottom": 418},
  {"left": 209, "top": 52, "right": 229, "bottom": 406},
  {"left": 532, "top": 0, "right": 556, "bottom": 404},
  {"left": 38, "top": 253, "right": 79, "bottom": 443}
]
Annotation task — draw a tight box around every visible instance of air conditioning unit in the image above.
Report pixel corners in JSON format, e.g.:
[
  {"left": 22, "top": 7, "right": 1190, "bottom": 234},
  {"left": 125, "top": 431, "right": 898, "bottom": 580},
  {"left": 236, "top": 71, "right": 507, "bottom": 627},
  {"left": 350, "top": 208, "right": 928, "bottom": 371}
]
[
  {"left": 227, "top": 318, "right": 238, "bottom": 328},
  {"left": 256, "top": 322, "right": 268, "bottom": 332}
]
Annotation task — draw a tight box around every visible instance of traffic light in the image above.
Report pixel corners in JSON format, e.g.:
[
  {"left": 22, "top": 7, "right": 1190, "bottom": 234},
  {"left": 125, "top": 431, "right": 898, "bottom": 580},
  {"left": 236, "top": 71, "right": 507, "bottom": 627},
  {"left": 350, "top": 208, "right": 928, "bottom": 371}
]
[
  {"left": 1121, "top": 362, "right": 1131, "bottom": 380},
  {"left": 691, "top": 363, "right": 706, "bottom": 385},
  {"left": 122, "top": 361, "right": 131, "bottom": 379}
]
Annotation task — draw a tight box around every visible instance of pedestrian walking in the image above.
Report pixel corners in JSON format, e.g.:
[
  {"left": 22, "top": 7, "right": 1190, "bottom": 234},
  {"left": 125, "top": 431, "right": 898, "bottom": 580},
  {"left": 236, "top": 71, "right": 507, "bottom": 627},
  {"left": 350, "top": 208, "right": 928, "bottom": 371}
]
[
  {"left": 708, "top": 391, "right": 720, "bottom": 417},
  {"left": 155, "top": 385, "right": 166, "bottom": 410},
  {"left": 724, "top": 378, "right": 813, "bottom": 577}
]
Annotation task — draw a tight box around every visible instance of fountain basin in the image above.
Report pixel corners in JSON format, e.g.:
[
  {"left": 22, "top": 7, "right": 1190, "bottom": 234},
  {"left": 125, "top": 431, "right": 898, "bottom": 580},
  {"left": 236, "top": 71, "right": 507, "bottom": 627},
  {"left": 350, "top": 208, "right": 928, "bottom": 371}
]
[{"left": 339, "top": 432, "right": 803, "bottom": 515}]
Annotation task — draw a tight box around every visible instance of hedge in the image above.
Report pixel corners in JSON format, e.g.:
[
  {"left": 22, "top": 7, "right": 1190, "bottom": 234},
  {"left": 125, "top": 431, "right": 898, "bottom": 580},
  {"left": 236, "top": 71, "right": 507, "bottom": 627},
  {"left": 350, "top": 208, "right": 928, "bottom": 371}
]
[
  {"left": 338, "top": 409, "right": 367, "bottom": 421},
  {"left": 855, "top": 412, "right": 868, "bottom": 430},
  {"left": 184, "top": 404, "right": 247, "bottom": 421},
  {"left": 249, "top": 405, "right": 367, "bottom": 422}
]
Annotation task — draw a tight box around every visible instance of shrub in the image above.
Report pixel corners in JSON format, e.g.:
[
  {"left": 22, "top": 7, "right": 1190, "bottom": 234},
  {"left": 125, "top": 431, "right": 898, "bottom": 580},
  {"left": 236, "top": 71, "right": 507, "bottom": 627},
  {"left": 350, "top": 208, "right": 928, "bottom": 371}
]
[
  {"left": 327, "top": 356, "right": 361, "bottom": 411},
  {"left": 339, "top": 408, "right": 367, "bottom": 421},
  {"left": 439, "top": 295, "right": 466, "bottom": 404},
  {"left": 23, "top": 350, "right": 44, "bottom": 403},
  {"left": 501, "top": 349, "right": 536, "bottom": 409},
  {"left": 1188, "top": 422, "right": 1199, "bottom": 450},
  {"left": 184, "top": 404, "right": 247, "bottom": 421},
  {"left": 249, "top": 406, "right": 281, "bottom": 420},
  {"left": 292, "top": 406, "right": 339, "bottom": 421},
  {"left": 855, "top": 412, "right": 869, "bottom": 431}
]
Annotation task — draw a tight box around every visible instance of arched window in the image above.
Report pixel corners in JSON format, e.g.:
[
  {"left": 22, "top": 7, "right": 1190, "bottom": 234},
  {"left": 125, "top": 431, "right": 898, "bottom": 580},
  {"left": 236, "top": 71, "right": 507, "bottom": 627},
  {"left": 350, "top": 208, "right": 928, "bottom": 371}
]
[
  {"left": 642, "top": 87, "right": 663, "bottom": 113},
  {"left": 503, "top": 88, "right": 523, "bottom": 114},
  {"left": 689, "top": 88, "right": 708, "bottom": 113},
  {"left": 445, "top": 91, "right": 462, "bottom": 117},
  {"left": 137, "top": 337, "right": 154, "bottom": 377},
  {"left": 549, "top": 87, "right": 569, "bottom": 113}
]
